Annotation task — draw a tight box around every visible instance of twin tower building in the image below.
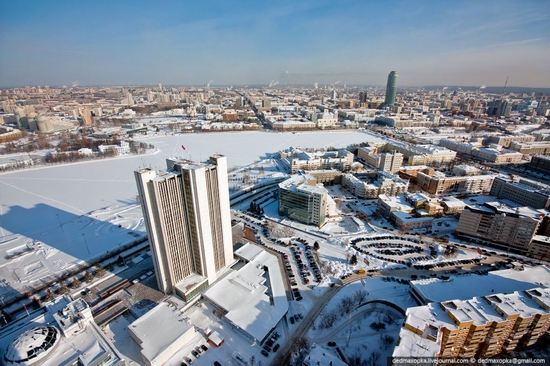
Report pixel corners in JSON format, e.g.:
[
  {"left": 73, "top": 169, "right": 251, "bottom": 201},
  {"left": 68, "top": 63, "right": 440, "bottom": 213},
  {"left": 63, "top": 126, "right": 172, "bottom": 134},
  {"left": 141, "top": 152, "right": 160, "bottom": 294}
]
[{"left": 134, "top": 154, "right": 234, "bottom": 301}]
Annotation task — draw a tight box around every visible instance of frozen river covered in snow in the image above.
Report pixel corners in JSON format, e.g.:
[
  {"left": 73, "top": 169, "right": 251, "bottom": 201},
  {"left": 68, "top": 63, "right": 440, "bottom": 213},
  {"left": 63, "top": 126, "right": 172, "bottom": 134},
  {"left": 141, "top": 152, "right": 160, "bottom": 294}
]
[{"left": 0, "top": 130, "right": 384, "bottom": 239}]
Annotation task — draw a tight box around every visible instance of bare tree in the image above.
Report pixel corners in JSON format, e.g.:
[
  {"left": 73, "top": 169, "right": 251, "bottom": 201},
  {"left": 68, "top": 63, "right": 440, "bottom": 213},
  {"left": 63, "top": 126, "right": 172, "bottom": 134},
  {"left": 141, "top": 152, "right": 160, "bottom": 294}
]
[
  {"left": 94, "top": 263, "right": 106, "bottom": 277},
  {"left": 57, "top": 283, "right": 70, "bottom": 295},
  {"left": 368, "top": 351, "right": 381, "bottom": 366},
  {"left": 319, "top": 309, "right": 339, "bottom": 329},
  {"left": 380, "top": 334, "right": 395, "bottom": 350},
  {"left": 71, "top": 277, "right": 81, "bottom": 289},
  {"left": 384, "top": 312, "right": 395, "bottom": 325},
  {"left": 340, "top": 296, "right": 355, "bottom": 314},
  {"left": 348, "top": 353, "right": 368, "bottom": 366},
  {"left": 353, "top": 289, "right": 367, "bottom": 306},
  {"left": 264, "top": 221, "right": 276, "bottom": 237},
  {"left": 84, "top": 271, "right": 93, "bottom": 283},
  {"left": 45, "top": 289, "right": 55, "bottom": 301}
]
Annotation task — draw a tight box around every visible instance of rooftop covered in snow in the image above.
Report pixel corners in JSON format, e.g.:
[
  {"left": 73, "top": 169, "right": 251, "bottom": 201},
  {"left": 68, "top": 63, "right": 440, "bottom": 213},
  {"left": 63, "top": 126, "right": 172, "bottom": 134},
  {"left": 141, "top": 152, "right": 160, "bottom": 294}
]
[
  {"left": 203, "top": 243, "right": 288, "bottom": 343},
  {"left": 410, "top": 265, "right": 550, "bottom": 304}
]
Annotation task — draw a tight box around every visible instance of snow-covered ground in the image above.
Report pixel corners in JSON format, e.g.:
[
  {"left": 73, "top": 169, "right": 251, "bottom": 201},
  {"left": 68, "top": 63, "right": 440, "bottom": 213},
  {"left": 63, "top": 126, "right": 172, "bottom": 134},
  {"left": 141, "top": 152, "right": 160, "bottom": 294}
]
[
  {"left": 0, "top": 130, "right": 382, "bottom": 302},
  {"left": 307, "top": 278, "right": 418, "bottom": 364}
]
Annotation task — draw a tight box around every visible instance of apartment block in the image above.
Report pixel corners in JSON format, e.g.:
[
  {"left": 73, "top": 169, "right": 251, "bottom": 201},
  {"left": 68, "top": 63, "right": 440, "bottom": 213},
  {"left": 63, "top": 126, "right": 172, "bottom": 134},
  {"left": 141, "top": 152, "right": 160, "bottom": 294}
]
[
  {"left": 415, "top": 170, "right": 495, "bottom": 195},
  {"left": 529, "top": 155, "right": 550, "bottom": 174},
  {"left": 456, "top": 201, "right": 543, "bottom": 255},
  {"left": 360, "top": 141, "right": 456, "bottom": 166},
  {"left": 509, "top": 141, "right": 550, "bottom": 155},
  {"left": 393, "top": 288, "right": 550, "bottom": 360},
  {"left": 490, "top": 175, "right": 550, "bottom": 209},
  {"left": 342, "top": 171, "right": 408, "bottom": 199},
  {"left": 486, "top": 135, "right": 535, "bottom": 148},
  {"left": 278, "top": 147, "right": 354, "bottom": 174}
]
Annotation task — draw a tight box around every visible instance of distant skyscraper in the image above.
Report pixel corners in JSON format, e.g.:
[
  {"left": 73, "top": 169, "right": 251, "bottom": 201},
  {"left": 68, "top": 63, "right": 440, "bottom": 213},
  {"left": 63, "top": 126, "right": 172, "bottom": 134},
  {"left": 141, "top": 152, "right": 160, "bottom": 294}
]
[
  {"left": 134, "top": 155, "right": 234, "bottom": 300},
  {"left": 384, "top": 71, "right": 398, "bottom": 108}
]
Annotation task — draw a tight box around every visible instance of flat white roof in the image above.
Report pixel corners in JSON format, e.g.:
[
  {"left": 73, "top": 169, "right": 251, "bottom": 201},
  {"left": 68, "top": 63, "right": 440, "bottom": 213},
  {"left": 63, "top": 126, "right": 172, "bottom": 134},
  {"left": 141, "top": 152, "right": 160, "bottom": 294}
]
[
  {"left": 129, "top": 302, "right": 195, "bottom": 363},
  {"left": 235, "top": 243, "right": 264, "bottom": 262},
  {"left": 203, "top": 244, "right": 288, "bottom": 342},
  {"left": 411, "top": 266, "right": 550, "bottom": 304}
]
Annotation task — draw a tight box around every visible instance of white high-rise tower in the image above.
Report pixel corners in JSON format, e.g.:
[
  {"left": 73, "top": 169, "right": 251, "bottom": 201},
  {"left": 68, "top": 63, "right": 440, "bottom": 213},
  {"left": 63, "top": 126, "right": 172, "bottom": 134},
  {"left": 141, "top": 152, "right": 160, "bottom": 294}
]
[{"left": 134, "top": 154, "right": 234, "bottom": 300}]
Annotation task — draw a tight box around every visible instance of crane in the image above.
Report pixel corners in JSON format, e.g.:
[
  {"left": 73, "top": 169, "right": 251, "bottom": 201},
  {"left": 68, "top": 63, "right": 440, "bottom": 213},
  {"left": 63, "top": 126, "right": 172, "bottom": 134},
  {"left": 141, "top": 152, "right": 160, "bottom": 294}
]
[{"left": 502, "top": 76, "right": 509, "bottom": 96}]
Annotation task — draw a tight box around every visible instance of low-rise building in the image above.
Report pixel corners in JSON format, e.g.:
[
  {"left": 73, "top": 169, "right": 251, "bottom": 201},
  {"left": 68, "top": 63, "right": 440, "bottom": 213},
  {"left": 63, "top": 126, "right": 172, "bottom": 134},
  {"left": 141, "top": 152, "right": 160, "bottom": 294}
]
[
  {"left": 203, "top": 244, "right": 288, "bottom": 345},
  {"left": 129, "top": 302, "right": 197, "bottom": 366},
  {"left": 342, "top": 171, "right": 408, "bottom": 199},
  {"left": 1, "top": 297, "right": 125, "bottom": 366}
]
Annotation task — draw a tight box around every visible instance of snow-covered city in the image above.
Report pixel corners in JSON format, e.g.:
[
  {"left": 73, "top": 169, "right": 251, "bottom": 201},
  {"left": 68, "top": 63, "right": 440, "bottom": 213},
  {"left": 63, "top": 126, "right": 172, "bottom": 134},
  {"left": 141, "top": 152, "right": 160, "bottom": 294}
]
[{"left": 1, "top": 2, "right": 550, "bottom": 364}]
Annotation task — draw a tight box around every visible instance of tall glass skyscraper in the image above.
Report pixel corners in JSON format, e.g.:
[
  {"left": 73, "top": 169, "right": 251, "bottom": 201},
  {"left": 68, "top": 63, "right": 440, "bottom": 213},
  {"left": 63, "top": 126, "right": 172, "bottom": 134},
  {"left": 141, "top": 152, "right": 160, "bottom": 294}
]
[{"left": 384, "top": 71, "right": 398, "bottom": 108}]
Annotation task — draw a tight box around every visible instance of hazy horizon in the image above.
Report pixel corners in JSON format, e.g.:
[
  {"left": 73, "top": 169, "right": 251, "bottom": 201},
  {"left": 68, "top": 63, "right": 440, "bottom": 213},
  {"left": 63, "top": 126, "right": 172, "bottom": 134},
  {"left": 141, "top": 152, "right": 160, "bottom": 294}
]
[{"left": 1, "top": 0, "right": 549, "bottom": 88}]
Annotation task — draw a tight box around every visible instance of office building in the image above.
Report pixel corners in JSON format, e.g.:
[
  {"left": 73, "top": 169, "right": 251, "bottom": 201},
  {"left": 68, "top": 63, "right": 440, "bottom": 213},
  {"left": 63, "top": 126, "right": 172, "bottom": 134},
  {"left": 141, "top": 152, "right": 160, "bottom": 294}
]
[
  {"left": 134, "top": 155, "right": 234, "bottom": 300},
  {"left": 384, "top": 71, "right": 398, "bottom": 108},
  {"left": 278, "top": 174, "right": 328, "bottom": 227}
]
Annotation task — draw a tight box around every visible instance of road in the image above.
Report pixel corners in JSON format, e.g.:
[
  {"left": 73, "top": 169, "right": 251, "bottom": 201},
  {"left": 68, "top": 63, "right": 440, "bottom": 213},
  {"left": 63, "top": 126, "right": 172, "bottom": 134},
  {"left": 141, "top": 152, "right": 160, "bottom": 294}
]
[{"left": 270, "top": 284, "right": 341, "bottom": 366}]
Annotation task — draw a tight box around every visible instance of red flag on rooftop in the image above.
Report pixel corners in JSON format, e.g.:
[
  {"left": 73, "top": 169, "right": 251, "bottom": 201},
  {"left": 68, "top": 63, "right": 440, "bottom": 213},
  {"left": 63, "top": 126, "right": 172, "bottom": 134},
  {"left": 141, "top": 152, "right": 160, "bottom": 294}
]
[{"left": 181, "top": 145, "right": 186, "bottom": 150}]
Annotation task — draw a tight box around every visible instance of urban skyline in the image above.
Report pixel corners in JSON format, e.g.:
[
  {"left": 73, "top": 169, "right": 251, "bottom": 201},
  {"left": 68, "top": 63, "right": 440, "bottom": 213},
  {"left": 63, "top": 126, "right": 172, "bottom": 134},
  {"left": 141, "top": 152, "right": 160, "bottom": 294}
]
[
  {"left": 1, "top": 78, "right": 550, "bottom": 363},
  {"left": 1, "top": 0, "right": 549, "bottom": 88}
]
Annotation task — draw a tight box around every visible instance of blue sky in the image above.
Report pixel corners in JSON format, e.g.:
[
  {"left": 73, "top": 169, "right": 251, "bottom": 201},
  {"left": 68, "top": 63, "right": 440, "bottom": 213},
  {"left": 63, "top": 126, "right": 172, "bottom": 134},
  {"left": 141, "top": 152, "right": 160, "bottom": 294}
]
[{"left": 1, "top": 0, "right": 549, "bottom": 87}]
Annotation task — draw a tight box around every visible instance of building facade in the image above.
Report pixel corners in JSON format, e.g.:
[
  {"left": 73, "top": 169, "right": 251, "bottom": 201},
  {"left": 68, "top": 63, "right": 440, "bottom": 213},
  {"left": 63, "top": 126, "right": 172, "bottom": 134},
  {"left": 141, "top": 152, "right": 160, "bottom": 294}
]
[
  {"left": 456, "top": 202, "right": 543, "bottom": 255},
  {"left": 278, "top": 175, "right": 327, "bottom": 227},
  {"left": 379, "top": 150, "right": 403, "bottom": 174},
  {"left": 490, "top": 176, "right": 550, "bottom": 209},
  {"left": 394, "top": 288, "right": 550, "bottom": 360},
  {"left": 384, "top": 71, "right": 398, "bottom": 108},
  {"left": 134, "top": 155, "right": 234, "bottom": 299}
]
